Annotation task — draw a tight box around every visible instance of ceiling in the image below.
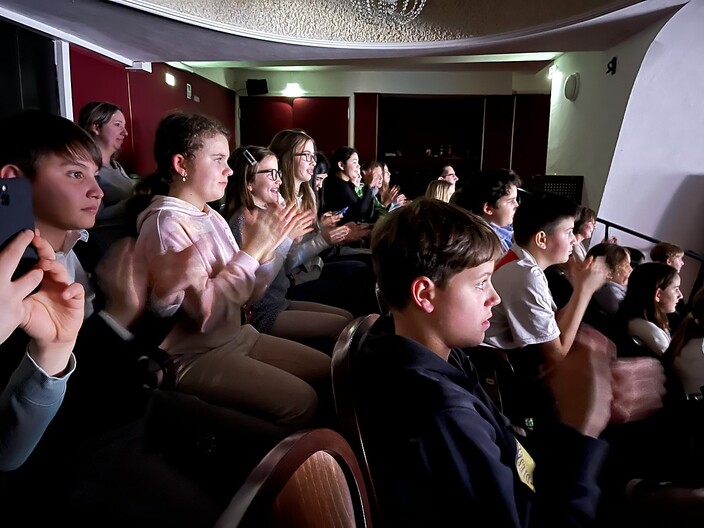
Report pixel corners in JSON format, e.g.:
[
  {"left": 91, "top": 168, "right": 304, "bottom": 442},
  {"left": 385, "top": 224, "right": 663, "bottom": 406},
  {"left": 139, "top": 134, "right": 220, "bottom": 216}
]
[{"left": 0, "top": 0, "right": 687, "bottom": 74}]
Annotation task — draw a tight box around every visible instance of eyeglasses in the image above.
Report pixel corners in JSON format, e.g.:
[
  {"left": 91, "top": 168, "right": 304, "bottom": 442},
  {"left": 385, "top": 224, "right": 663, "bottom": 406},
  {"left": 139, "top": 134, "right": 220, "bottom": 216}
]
[
  {"left": 256, "top": 168, "right": 282, "bottom": 181},
  {"left": 294, "top": 151, "right": 317, "bottom": 163}
]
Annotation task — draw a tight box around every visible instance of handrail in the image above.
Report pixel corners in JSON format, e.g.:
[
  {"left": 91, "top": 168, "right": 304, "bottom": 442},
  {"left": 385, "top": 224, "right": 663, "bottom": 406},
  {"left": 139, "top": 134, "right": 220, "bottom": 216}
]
[
  {"left": 598, "top": 217, "right": 704, "bottom": 302},
  {"left": 598, "top": 217, "right": 704, "bottom": 263}
]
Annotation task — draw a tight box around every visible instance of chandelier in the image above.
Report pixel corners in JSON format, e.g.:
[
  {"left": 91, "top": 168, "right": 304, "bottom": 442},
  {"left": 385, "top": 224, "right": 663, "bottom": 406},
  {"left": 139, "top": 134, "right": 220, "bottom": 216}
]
[{"left": 352, "top": 0, "right": 427, "bottom": 25}]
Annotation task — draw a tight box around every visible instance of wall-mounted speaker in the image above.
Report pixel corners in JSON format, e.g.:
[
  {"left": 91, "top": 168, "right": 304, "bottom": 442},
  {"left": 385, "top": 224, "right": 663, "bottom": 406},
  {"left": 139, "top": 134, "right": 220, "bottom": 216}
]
[{"left": 246, "top": 79, "right": 268, "bottom": 96}]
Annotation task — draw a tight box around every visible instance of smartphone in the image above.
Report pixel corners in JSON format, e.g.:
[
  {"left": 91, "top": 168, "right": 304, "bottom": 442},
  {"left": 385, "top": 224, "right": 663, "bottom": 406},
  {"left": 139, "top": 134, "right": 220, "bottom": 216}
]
[
  {"left": 334, "top": 206, "right": 349, "bottom": 216},
  {"left": 0, "top": 179, "right": 39, "bottom": 281}
]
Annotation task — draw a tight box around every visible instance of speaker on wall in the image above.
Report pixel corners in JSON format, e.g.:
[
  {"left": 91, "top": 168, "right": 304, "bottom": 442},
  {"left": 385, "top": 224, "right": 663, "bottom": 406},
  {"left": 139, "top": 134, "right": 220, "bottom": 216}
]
[{"left": 246, "top": 79, "right": 268, "bottom": 96}]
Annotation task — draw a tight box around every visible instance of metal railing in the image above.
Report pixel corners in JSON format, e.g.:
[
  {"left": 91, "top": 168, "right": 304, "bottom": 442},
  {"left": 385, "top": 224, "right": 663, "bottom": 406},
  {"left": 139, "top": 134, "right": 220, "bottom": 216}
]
[{"left": 598, "top": 217, "right": 704, "bottom": 302}]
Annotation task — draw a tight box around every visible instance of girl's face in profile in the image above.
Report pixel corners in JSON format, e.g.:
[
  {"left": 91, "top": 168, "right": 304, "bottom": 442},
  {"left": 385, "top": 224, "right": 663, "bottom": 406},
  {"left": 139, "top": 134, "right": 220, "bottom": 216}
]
[
  {"left": 249, "top": 155, "right": 281, "bottom": 207},
  {"left": 180, "top": 133, "right": 232, "bottom": 207},
  {"left": 656, "top": 274, "right": 683, "bottom": 314},
  {"left": 341, "top": 152, "right": 360, "bottom": 182},
  {"left": 295, "top": 139, "right": 316, "bottom": 183},
  {"left": 611, "top": 254, "right": 632, "bottom": 286}
]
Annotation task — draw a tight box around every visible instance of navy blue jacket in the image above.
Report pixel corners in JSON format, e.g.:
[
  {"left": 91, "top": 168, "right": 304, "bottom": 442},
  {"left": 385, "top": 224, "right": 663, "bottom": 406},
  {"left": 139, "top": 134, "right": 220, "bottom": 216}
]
[{"left": 353, "top": 316, "right": 608, "bottom": 527}]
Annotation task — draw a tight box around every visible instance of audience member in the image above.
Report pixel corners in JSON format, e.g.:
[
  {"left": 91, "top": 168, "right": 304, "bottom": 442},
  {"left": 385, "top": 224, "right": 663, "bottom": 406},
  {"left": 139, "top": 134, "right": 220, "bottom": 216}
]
[
  {"left": 484, "top": 192, "right": 608, "bottom": 364},
  {"left": 0, "top": 109, "right": 226, "bottom": 526},
  {"left": 587, "top": 243, "right": 632, "bottom": 317},
  {"left": 77, "top": 101, "right": 135, "bottom": 228},
  {"left": 129, "top": 113, "right": 330, "bottom": 428},
  {"left": 437, "top": 163, "right": 459, "bottom": 184},
  {"left": 452, "top": 168, "right": 521, "bottom": 253},
  {"left": 360, "top": 160, "right": 387, "bottom": 221},
  {"left": 379, "top": 161, "right": 406, "bottom": 210},
  {"left": 355, "top": 198, "right": 618, "bottom": 527},
  {"left": 225, "top": 145, "right": 352, "bottom": 350},
  {"left": 268, "top": 129, "right": 377, "bottom": 316},
  {"left": 0, "top": 230, "right": 83, "bottom": 471},
  {"left": 573, "top": 206, "right": 597, "bottom": 262},
  {"left": 322, "top": 146, "right": 375, "bottom": 224},
  {"left": 311, "top": 151, "right": 328, "bottom": 213},
  {"left": 651, "top": 241, "right": 685, "bottom": 272},
  {"left": 666, "top": 286, "right": 704, "bottom": 395},
  {"left": 424, "top": 179, "right": 454, "bottom": 202},
  {"left": 618, "top": 262, "right": 682, "bottom": 355}
]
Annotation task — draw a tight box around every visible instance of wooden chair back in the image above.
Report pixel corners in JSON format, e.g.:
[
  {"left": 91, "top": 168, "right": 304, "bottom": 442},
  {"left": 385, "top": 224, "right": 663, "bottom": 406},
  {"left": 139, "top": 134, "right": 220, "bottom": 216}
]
[
  {"left": 214, "top": 428, "right": 373, "bottom": 528},
  {"left": 331, "top": 314, "right": 381, "bottom": 522}
]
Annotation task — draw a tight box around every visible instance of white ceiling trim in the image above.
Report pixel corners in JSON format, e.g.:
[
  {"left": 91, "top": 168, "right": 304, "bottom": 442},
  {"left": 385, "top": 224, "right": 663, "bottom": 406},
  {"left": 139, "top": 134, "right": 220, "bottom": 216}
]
[
  {"left": 0, "top": 4, "right": 136, "bottom": 66},
  {"left": 108, "top": 0, "right": 650, "bottom": 51}
]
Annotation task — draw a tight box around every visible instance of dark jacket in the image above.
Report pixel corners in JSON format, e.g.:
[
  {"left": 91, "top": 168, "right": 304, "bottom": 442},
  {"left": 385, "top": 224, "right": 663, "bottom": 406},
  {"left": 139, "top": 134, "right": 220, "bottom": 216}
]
[
  {"left": 321, "top": 175, "right": 375, "bottom": 223},
  {"left": 352, "top": 316, "right": 608, "bottom": 527}
]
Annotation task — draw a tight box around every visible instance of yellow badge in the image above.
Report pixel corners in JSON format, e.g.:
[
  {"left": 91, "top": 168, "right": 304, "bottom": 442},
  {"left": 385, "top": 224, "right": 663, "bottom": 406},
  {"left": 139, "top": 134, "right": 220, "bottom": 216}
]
[{"left": 515, "top": 439, "right": 536, "bottom": 492}]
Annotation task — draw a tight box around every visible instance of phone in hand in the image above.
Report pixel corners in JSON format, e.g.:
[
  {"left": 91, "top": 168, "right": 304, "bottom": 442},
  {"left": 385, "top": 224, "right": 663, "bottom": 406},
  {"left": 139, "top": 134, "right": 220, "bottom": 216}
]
[
  {"left": 0, "top": 179, "right": 39, "bottom": 281},
  {"left": 333, "top": 206, "right": 349, "bottom": 216}
]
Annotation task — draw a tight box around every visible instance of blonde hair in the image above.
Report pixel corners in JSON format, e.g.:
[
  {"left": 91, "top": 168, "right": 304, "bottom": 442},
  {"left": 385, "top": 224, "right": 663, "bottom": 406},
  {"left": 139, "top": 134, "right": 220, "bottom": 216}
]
[{"left": 425, "top": 180, "right": 454, "bottom": 203}]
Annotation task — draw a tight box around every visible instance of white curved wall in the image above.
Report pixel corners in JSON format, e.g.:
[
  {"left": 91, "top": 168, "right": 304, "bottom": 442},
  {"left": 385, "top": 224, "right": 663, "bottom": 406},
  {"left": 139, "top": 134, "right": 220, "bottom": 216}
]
[{"left": 598, "top": 0, "right": 704, "bottom": 297}]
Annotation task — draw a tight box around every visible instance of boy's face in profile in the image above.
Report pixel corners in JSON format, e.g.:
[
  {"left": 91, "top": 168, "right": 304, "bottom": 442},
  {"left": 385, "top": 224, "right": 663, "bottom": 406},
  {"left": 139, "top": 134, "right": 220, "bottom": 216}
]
[
  {"left": 543, "top": 216, "right": 576, "bottom": 266},
  {"left": 668, "top": 253, "right": 685, "bottom": 272},
  {"left": 429, "top": 260, "right": 500, "bottom": 348},
  {"left": 31, "top": 153, "right": 102, "bottom": 232},
  {"left": 485, "top": 184, "right": 519, "bottom": 227}
]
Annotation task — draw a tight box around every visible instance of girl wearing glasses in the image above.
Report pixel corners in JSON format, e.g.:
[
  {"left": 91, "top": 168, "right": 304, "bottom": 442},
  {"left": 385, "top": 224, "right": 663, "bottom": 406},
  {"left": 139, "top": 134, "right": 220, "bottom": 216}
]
[
  {"left": 129, "top": 113, "right": 331, "bottom": 429},
  {"left": 268, "top": 129, "right": 379, "bottom": 316},
  {"left": 226, "top": 145, "right": 353, "bottom": 351}
]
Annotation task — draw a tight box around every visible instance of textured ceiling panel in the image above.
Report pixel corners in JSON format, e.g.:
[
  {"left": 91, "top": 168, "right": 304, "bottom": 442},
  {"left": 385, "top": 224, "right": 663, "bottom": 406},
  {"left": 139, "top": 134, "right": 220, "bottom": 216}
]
[{"left": 117, "top": 0, "right": 642, "bottom": 45}]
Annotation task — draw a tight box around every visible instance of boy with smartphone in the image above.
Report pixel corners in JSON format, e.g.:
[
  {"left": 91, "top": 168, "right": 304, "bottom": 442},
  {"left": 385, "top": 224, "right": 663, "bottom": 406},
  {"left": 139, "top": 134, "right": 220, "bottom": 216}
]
[
  {"left": 0, "top": 229, "right": 84, "bottom": 470},
  {"left": 0, "top": 110, "right": 221, "bottom": 525}
]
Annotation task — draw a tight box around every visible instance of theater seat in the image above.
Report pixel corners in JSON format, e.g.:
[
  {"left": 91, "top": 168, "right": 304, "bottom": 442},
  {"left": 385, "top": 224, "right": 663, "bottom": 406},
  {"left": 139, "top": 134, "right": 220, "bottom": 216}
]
[{"left": 214, "top": 428, "right": 374, "bottom": 527}]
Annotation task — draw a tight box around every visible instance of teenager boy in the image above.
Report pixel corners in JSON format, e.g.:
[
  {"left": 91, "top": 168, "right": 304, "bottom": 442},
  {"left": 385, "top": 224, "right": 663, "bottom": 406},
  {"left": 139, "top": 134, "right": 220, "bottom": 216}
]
[
  {"left": 354, "top": 198, "right": 614, "bottom": 527},
  {"left": 452, "top": 168, "right": 521, "bottom": 252},
  {"left": 650, "top": 242, "right": 685, "bottom": 272},
  {"left": 0, "top": 110, "right": 225, "bottom": 524},
  {"left": 484, "top": 192, "right": 608, "bottom": 364}
]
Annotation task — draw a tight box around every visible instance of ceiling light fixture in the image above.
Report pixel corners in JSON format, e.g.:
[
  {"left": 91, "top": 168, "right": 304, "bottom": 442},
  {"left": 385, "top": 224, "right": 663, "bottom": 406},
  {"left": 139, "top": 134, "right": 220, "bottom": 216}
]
[{"left": 353, "top": 0, "right": 427, "bottom": 25}]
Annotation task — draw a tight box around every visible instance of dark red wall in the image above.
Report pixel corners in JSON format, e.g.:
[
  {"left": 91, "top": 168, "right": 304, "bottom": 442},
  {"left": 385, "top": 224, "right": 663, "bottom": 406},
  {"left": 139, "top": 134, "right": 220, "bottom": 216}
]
[
  {"left": 238, "top": 96, "right": 349, "bottom": 159},
  {"left": 70, "top": 45, "right": 236, "bottom": 175}
]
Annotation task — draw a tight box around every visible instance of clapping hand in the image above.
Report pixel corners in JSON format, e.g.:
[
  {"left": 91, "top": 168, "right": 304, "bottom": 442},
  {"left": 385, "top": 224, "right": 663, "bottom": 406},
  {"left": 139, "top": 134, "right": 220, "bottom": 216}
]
[{"left": 1, "top": 231, "right": 85, "bottom": 376}]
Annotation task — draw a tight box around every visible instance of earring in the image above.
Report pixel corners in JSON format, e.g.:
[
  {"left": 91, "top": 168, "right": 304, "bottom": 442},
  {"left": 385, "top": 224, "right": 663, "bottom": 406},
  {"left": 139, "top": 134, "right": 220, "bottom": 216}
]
[{"left": 181, "top": 170, "right": 187, "bottom": 182}]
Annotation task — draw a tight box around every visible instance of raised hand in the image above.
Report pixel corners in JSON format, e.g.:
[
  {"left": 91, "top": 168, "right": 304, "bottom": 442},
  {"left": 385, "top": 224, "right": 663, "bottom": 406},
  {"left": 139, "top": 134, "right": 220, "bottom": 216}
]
[
  {"left": 20, "top": 232, "right": 84, "bottom": 376},
  {"left": 341, "top": 222, "right": 372, "bottom": 244},
  {"left": 0, "top": 230, "right": 45, "bottom": 343},
  {"left": 95, "top": 237, "right": 148, "bottom": 328},
  {"left": 241, "top": 202, "right": 299, "bottom": 262},
  {"left": 289, "top": 208, "right": 316, "bottom": 242},
  {"left": 570, "top": 255, "right": 609, "bottom": 295}
]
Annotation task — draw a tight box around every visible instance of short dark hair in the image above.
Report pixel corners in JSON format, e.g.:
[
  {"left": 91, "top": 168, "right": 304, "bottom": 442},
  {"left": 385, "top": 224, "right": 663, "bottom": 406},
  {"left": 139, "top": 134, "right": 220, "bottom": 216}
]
[
  {"left": 329, "top": 146, "right": 358, "bottom": 178},
  {"left": 0, "top": 110, "right": 102, "bottom": 179},
  {"left": 650, "top": 242, "right": 684, "bottom": 263},
  {"left": 372, "top": 198, "right": 503, "bottom": 311},
  {"left": 454, "top": 169, "right": 522, "bottom": 215},
  {"left": 512, "top": 192, "right": 578, "bottom": 246}
]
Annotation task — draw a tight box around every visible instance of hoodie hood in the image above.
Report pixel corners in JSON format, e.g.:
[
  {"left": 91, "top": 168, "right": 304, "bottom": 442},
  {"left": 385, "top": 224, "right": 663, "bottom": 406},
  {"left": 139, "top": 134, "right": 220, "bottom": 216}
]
[{"left": 136, "top": 195, "right": 209, "bottom": 233}]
